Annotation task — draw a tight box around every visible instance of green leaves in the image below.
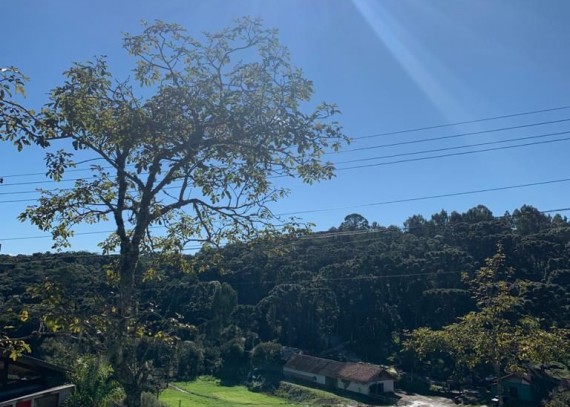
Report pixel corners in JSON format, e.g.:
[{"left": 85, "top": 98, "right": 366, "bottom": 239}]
[
  {"left": 7, "top": 19, "right": 347, "bottom": 405},
  {"left": 0, "top": 67, "right": 35, "bottom": 149},
  {"left": 64, "top": 357, "right": 124, "bottom": 407},
  {"left": 406, "top": 248, "right": 570, "bottom": 384},
  {"left": 2, "top": 340, "right": 32, "bottom": 361}
]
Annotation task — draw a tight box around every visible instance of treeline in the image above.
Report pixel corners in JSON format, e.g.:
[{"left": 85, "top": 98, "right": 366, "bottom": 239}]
[{"left": 2, "top": 204, "right": 570, "bottom": 384}]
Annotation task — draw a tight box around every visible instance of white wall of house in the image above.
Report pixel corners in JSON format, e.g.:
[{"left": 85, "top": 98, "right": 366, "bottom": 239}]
[
  {"left": 376, "top": 379, "right": 394, "bottom": 393},
  {"left": 336, "top": 379, "right": 370, "bottom": 395},
  {"left": 284, "top": 366, "right": 395, "bottom": 396},
  {"left": 0, "top": 384, "right": 74, "bottom": 407},
  {"left": 336, "top": 378, "right": 394, "bottom": 395},
  {"left": 283, "top": 367, "right": 326, "bottom": 385}
]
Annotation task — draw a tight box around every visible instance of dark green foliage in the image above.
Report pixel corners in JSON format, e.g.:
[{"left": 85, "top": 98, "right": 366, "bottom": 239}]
[
  {"left": 63, "top": 356, "right": 124, "bottom": 407},
  {"left": 176, "top": 341, "right": 205, "bottom": 380},
  {"left": 544, "top": 390, "right": 570, "bottom": 407},
  {"left": 251, "top": 342, "right": 282, "bottom": 371},
  {"left": 339, "top": 213, "right": 370, "bottom": 231},
  {"left": 3, "top": 204, "right": 570, "bottom": 387},
  {"left": 140, "top": 392, "right": 167, "bottom": 407}
]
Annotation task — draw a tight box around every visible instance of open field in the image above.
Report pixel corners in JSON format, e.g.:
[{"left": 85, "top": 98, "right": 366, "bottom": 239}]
[
  {"left": 159, "top": 377, "right": 467, "bottom": 407},
  {"left": 159, "top": 377, "right": 301, "bottom": 407}
]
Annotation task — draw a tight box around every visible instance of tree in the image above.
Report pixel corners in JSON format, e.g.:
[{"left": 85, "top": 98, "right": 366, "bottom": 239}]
[
  {"left": 0, "top": 66, "right": 46, "bottom": 356},
  {"left": 339, "top": 213, "right": 369, "bottom": 231},
  {"left": 512, "top": 204, "right": 551, "bottom": 235},
  {"left": 405, "top": 248, "right": 569, "bottom": 406},
  {"left": 8, "top": 18, "right": 347, "bottom": 407},
  {"left": 0, "top": 66, "right": 48, "bottom": 150},
  {"left": 404, "top": 214, "right": 427, "bottom": 237},
  {"left": 64, "top": 356, "right": 124, "bottom": 407}
]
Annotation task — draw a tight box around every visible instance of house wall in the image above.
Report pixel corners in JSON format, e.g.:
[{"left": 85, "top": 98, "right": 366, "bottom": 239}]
[
  {"left": 336, "top": 379, "right": 369, "bottom": 395},
  {"left": 336, "top": 379, "right": 394, "bottom": 395},
  {"left": 0, "top": 384, "right": 74, "bottom": 407},
  {"left": 503, "top": 381, "right": 534, "bottom": 403},
  {"left": 283, "top": 367, "right": 326, "bottom": 385},
  {"left": 284, "top": 366, "right": 395, "bottom": 397},
  {"left": 375, "top": 379, "right": 394, "bottom": 393}
]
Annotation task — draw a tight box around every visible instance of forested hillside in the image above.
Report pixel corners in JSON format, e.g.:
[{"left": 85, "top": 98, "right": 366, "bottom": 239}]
[{"left": 2, "top": 204, "right": 569, "bottom": 385}]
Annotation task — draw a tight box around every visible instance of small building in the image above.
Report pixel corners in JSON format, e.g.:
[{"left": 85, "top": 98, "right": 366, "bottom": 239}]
[
  {"left": 283, "top": 354, "right": 395, "bottom": 397},
  {"left": 0, "top": 351, "right": 74, "bottom": 407},
  {"left": 498, "top": 366, "right": 567, "bottom": 406},
  {"left": 500, "top": 374, "right": 535, "bottom": 405}
]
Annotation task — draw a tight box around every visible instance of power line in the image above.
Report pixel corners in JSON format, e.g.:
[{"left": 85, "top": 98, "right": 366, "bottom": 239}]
[
  {"left": 344, "top": 117, "right": 570, "bottom": 152},
  {"left": 541, "top": 207, "right": 570, "bottom": 214},
  {"left": 336, "top": 135, "right": 570, "bottom": 171},
  {"left": 2, "top": 214, "right": 569, "bottom": 260},
  {"left": 0, "top": 189, "right": 41, "bottom": 196},
  {"left": 3, "top": 114, "right": 570, "bottom": 182},
  {"left": 2, "top": 175, "right": 570, "bottom": 243},
  {"left": 0, "top": 176, "right": 90, "bottom": 188},
  {"left": 0, "top": 159, "right": 107, "bottom": 179},
  {"left": 278, "top": 177, "right": 570, "bottom": 216},
  {"left": 352, "top": 105, "right": 570, "bottom": 140},
  {"left": 228, "top": 271, "right": 464, "bottom": 286},
  {"left": 3, "top": 128, "right": 567, "bottom": 194},
  {"left": 0, "top": 226, "right": 202, "bottom": 251},
  {"left": 1, "top": 134, "right": 570, "bottom": 205},
  {"left": 336, "top": 129, "right": 570, "bottom": 165},
  {"left": 0, "top": 229, "right": 123, "bottom": 242}
]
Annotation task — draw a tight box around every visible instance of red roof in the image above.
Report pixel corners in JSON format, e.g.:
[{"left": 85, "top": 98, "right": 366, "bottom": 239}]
[{"left": 284, "top": 354, "right": 392, "bottom": 384}]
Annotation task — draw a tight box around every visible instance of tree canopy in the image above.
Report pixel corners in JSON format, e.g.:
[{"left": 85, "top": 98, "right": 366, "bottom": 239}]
[
  {"left": 404, "top": 248, "right": 570, "bottom": 406},
  {"left": 2, "top": 204, "right": 570, "bottom": 404},
  {"left": 3, "top": 18, "right": 347, "bottom": 407}
]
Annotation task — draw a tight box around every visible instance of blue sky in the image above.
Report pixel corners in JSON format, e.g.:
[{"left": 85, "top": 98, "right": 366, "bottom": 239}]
[{"left": 2, "top": 0, "right": 570, "bottom": 254}]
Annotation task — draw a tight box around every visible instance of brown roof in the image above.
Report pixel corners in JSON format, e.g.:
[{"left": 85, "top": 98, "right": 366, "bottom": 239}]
[{"left": 284, "top": 354, "right": 392, "bottom": 384}]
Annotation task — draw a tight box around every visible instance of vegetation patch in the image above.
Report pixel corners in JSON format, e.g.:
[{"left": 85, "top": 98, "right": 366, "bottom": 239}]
[
  {"left": 159, "top": 377, "right": 299, "bottom": 406},
  {"left": 274, "top": 382, "right": 367, "bottom": 406}
]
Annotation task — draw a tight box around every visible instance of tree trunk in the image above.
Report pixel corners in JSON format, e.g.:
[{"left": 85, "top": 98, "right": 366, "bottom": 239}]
[
  {"left": 112, "top": 241, "right": 146, "bottom": 407},
  {"left": 124, "top": 384, "right": 142, "bottom": 407},
  {"left": 494, "top": 362, "right": 504, "bottom": 407}
]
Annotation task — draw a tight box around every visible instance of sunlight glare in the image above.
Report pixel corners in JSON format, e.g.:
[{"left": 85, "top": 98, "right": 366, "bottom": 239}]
[{"left": 350, "top": 0, "right": 469, "bottom": 121}]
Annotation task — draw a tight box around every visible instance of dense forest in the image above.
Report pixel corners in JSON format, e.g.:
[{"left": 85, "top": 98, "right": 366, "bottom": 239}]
[{"left": 2, "top": 204, "right": 570, "bottom": 400}]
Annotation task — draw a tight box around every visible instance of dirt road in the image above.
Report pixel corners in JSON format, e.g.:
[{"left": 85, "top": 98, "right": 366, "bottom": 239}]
[{"left": 396, "top": 392, "right": 480, "bottom": 407}]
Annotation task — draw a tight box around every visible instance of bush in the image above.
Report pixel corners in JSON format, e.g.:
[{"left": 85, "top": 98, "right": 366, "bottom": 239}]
[
  {"left": 251, "top": 342, "right": 282, "bottom": 372},
  {"left": 63, "top": 357, "right": 124, "bottom": 407},
  {"left": 176, "top": 341, "right": 204, "bottom": 380},
  {"left": 141, "top": 392, "right": 167, "bottom": 407},
  {"left": 544, "top": 390, "right": 570, "bottom": 407}
]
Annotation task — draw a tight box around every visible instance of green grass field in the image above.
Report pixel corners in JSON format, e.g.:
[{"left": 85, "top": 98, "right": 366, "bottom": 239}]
[{"left": 159, "top": 377, "right": 301, "bottom": 407}]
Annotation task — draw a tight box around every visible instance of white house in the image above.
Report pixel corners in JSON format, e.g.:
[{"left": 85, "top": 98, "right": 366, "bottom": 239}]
[
  {"left": 283, "top": 354, "right": 396, "bottom": 397},
  {"left": 0, "top": 351, "right": 74, "bottom": 407}
]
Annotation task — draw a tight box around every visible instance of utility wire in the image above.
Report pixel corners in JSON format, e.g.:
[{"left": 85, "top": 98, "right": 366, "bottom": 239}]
[
  {"left": 0, "top": 158, "right": 107, "bottom": 179},
  {"left": 343, "top": 117, "right": 570, "bottom": 152},
  {"left": 0, "top": 189, "right": 41, "bottom": 196},
  {"left": 3, "top": 216, "right": 570, "bottom": 262},
  {"left": 1, "top": 134, "right": 570, "bottom": 204},
  {"left": 2, "top": 220, "right": 569, "bottom": 261},
  {"left": 0, "top": 243, "right": 465, "bottom": 283},
  {"left": 336, "top": 136, "right": 570, "bottom": 172},
  {"left": 4, "top": 216, "right": 570, "bottom": 261},
  {"left": 4, "top": 126, "right": 568, "bottom": 192},
  {"left": 352, "top": 105, "right": 570, "bottom": 140},
  {"left": 1, "top": 129, "right": 562, "bottom": 193},
  {"left": 2, "top": 115, "right": 570, "bottom": 181},
  {"left": 541, "top": 207, "right": 570, "bottom": 214},
  {"left": 336, "top": 129, "right": 570, "bottom": 165},
  {"left": 278, "top": 177, "right": 570, "bottom": 216},
  {"left": 0, "top": 176, "right": 91, "bottom": 188},
  {"left": 228, "top": 271, "right": 464, "bottom": 286},
  {"left": 2, "top": 177, "right": 570, "bottom": 242}
]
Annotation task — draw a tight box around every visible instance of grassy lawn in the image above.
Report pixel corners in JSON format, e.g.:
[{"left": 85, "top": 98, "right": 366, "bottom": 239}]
[{"left": 159, "top": 377, "right": 301, "bottom": 407}]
